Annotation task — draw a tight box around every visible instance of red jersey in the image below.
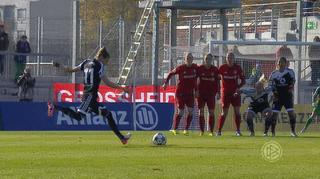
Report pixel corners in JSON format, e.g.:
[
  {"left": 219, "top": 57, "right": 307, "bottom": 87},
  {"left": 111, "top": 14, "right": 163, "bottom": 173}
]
[
  {"left": 197, "top": 64, "right": 220, "bottom": 96},
  {"left": 164, "top": 64, "right": 198, "bottom": 95},
  {"left": 218, "top": 64, "right": 245, "bottom": 93}
]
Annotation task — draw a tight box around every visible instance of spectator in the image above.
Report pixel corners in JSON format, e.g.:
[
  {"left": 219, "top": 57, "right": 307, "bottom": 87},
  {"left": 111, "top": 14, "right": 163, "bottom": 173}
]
[
  {"left": 15, "top": 35, "right": 31, "bottom": 82},
  {"left": 17, "top": 66, "right": 35, "bottom": 102},
  {"left": 309, "top": 36, "right": 320, "bottom": 85},
  {"left": 275, "top": 45, "right": 293, "bottom": 67},
  {"left": 0, "top": 24, "right": 9, "bottom": 76}
]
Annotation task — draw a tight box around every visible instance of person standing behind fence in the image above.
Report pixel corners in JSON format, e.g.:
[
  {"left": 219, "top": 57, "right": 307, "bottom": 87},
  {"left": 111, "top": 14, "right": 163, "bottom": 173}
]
[
  {"left": 17, "top": 66, "right": 35, "bottom": 102},
  {"left": 15, "top": 35, "right": 31, "bottom": 82},
  {"left": 308, "top": 36, "right": 320, "bottom": 85},
  {"left": 0, "top": 24, "right": 9, "bottom": 76},
  {"left": 163, "top": 52, "right": 198, "bottom": 136},
  {"left": 197, "top": 54, "right": 220, "bottom": 136}
]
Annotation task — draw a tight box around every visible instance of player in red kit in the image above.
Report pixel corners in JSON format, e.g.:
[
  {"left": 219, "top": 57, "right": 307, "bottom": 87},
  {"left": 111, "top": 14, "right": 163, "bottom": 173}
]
[
  {"left": 217, "top": 52, "right": 245, "bottom": 136},
  {"left": 197, "top": 54, "right": 220, "bottom": 136},
  {"left": 163, "top": 52, "right": 198, "bottom": 136}
]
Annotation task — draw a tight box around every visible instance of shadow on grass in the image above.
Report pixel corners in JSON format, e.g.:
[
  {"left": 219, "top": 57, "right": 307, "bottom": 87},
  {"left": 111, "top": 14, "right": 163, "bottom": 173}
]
[
  {"left": 121, "top": 144, "right": 255, "bottom": 150},
  {"left": 237, "top": 135, "right": 320, "bottom": 139},
  {"left": 295, "top": 135, "right": 320, "bottom": 138}
]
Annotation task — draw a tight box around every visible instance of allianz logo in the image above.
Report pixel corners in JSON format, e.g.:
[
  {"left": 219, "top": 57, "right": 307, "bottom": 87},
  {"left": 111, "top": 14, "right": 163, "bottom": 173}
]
[
  {"left": 56, "top": 104, "right": 159, "bottom": 130},
  {"left": 134, "top": 103, "right": 158, "bottom": 130},
  {"left": 56, "top": 107, "right": 128, "bottom": 126}
]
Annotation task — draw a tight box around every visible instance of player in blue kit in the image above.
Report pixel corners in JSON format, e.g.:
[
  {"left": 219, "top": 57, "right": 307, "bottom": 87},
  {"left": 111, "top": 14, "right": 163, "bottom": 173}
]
[
  {"left": 48, "top": 47, "right": 131, "bottom": 145},
  {"left": 268, "top": 57, "right": 297, "bottom": 137}
]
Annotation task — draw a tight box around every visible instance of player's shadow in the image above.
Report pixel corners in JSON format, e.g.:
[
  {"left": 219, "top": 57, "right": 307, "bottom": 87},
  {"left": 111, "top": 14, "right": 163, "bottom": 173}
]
[
  {"left": 153, "top": 145, "right": 255, "bottom": 150},
  {"left": 295, "top": 136, "right": 320, "bottom": 139},
  {"left": 119, "top": 144, "right": 253, "bottom": 150},
  {"left": 240, "top": 135, "right": 320, "bottom": 139}
]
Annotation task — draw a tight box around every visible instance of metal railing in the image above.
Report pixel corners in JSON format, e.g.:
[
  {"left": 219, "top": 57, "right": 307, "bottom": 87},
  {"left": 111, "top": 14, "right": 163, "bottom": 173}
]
[{"left": 0, "top": 51, "right": 70, "bottom": 79}]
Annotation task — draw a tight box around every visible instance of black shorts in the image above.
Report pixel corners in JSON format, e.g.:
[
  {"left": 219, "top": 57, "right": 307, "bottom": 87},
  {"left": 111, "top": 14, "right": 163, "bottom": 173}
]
[
  {"left": 272, "top": 93, "right": 294, "bottom": 112},
  {"left": 77, "top": 93, "right": 100, "bottom": 114},
  {"left": 248, "top": 103, "right": 270, "bottom": 114}
]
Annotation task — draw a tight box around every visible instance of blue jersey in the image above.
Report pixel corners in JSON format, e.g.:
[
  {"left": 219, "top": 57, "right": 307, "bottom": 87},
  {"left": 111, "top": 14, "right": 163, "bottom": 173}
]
[{"left": 268, "top": 68, "right": 295, "bottom": 97}]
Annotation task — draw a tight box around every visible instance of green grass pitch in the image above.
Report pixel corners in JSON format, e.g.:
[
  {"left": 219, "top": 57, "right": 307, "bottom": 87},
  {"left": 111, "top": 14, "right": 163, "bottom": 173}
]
[{"left": 1, "top": 131, "right": 320, "bottom": 179}]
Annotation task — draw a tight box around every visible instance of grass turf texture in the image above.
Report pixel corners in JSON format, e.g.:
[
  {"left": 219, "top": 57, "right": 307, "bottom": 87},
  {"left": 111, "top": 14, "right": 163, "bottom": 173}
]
[{"left": 1, "top": 131, "right": 320, "bottom": 179}]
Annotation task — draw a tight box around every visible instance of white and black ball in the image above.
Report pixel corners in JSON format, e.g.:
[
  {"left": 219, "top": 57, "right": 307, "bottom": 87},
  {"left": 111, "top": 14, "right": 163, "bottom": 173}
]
[{"left": 152, "top": 133, "right": 167, "bottom": 145}]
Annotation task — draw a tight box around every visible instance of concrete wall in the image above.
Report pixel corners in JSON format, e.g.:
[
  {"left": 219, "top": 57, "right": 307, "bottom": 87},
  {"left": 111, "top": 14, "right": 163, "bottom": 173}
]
[{"left": 0, "top": 0, "right": 38, "bottom": 42}]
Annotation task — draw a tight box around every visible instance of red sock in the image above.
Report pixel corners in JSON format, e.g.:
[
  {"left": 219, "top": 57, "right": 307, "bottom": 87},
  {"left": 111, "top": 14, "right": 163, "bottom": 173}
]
[
  {"left": 208, "top": 115, "right": 215, "bottom": 132},
  {"left": 173, "top": 114, "right": 182, "bottom": 130},
  {"left": 235, "top": 114, "right": 241, "bottom": 131},
  {"left": 218, "top": 115, "right": 226, "bottom": 131},
  {"left": 185, "top": 115, "right": 192, "bottom": 130},
  {"left": 199, "top": 115, "right": 205, "bottom": 132}
]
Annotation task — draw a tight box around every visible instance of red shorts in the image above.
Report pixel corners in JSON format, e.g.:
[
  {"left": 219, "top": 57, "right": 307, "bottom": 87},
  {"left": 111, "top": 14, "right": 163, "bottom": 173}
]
[
  {"left": 197, "top": 95, "right": 216, "bottom": 110},
  {"left": 221, "top": 92, "right": 241, "bottom": 108},
  {"left": 176, "top": 94, "right": 194, "bottom": 109}
]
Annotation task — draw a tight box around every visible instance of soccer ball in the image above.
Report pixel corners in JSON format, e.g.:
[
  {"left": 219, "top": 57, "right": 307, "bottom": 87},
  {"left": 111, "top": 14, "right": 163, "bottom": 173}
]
[{"left": 152, "top": 133, "right": 167, "bottom": 145}]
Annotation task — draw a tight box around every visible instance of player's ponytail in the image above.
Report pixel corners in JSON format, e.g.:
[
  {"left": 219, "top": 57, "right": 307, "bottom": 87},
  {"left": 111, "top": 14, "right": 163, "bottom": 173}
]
[{"left": 95, "top": 47, "right": 110, "bottom": 60}]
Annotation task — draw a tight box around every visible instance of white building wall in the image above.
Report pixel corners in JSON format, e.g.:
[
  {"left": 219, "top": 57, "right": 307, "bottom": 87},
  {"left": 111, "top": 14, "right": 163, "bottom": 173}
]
[
  {"left": 0, "top": 0, "right": 74, "bottom": 55},
  {"left": 0, "top": 0, "right": 39, "bottom": 41}
]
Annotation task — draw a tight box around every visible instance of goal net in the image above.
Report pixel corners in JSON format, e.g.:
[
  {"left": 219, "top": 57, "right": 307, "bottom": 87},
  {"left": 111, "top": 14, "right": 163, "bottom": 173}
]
[{"left": 163, "top": 41, "right": 320, "bottom": 132}]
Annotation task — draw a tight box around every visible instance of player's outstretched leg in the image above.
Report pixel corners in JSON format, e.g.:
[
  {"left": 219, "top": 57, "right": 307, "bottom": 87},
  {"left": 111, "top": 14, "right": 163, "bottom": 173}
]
[
  {"left": 100, "top": 108, "right": 131, "bottom": 145},
  {"left": 47, "top": 101, "right": 83, "bottom": 121}
]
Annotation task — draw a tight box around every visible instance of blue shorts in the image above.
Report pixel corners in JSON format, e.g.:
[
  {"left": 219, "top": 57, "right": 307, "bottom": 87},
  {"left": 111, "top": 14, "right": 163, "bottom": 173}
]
[
  {"left": 78, "top": 93, "right": 100, "bottom": 114},
  {"left": 272, "top": 93, "right": 294, "bottom": 112}
]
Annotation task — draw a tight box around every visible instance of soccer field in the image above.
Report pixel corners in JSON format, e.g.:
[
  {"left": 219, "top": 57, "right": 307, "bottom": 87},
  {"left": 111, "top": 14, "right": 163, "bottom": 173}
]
[{"left": 1, "top": 131, "right": 320, "bottom": 179}]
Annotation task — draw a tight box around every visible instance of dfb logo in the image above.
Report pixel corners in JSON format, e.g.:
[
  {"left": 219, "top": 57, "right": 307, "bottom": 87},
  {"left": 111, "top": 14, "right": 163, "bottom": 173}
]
[{"left": 134, "top": 103, "right": 158, "bottom": 130}]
